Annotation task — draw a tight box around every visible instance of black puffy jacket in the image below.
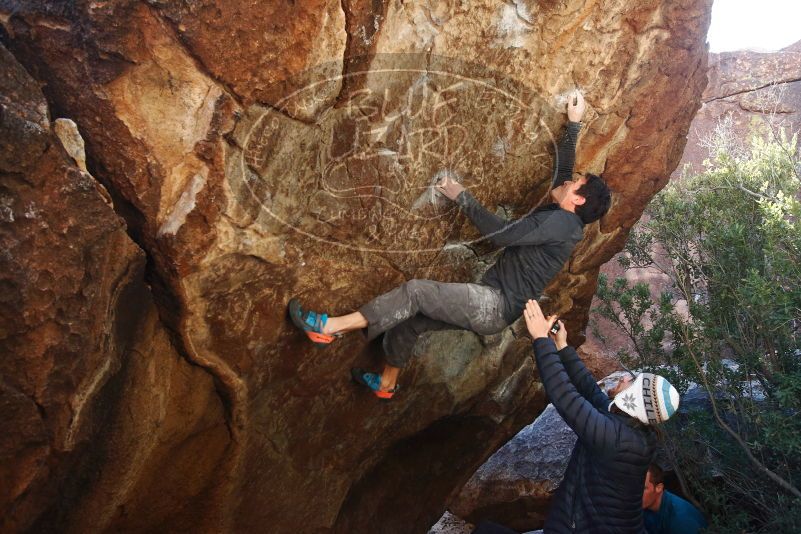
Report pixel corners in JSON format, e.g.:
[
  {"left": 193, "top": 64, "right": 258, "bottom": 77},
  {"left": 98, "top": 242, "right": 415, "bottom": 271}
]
[{"left": 532, "top": 338, "right": 656, "bottom": 533}]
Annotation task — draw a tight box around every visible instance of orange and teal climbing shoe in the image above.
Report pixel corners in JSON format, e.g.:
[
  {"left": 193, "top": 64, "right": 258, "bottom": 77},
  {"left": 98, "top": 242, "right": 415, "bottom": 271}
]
[
  {"left": 351, "top": 368, "right": 398, "bottom": 400},
  {"left": 288, "top": 298, "right": 337, "bottom": 347}
]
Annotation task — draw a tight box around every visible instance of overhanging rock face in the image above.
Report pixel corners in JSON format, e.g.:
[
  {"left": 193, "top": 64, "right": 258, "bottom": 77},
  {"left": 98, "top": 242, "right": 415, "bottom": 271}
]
[{"left": 0, "top": 1, "right": 711, "bottom": 532}]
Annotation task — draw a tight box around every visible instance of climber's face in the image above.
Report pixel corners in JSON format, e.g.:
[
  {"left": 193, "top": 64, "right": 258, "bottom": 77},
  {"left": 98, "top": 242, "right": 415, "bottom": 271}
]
[{"left": 551, "top": 173, "right": 588, "bottom": 208}]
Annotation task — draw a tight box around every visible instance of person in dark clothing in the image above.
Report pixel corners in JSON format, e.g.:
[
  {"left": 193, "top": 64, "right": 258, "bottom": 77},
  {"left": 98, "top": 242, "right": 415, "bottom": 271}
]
[
  {"left": 288, "top": 92, "right": 612, "bottom": 399},
  {"left": 642, "top": 464, "right": 707, "bottom": 534},
  {"left": 523, "top": 299, "right": 680, "bottom": 533}
]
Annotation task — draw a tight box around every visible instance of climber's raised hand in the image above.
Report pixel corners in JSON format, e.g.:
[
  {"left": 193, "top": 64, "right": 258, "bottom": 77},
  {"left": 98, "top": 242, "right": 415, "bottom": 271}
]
[{"left": 567, "top": 90, "right": 586, "bottom": 123}]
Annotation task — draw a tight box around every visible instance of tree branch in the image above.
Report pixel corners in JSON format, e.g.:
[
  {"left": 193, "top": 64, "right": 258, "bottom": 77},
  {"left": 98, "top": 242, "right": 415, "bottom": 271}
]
[{"left": 678, "top": 322, "right": 801, "bottom": 499}]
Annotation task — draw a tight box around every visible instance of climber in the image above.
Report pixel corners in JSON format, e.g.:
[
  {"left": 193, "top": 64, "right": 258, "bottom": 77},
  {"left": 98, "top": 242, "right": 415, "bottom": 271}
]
[
  {"left": 523, "top": 299, "right": 681, "bottom": 533},
  {"left": 288, "top": 91, "right": 611, "bottom": 399},
  {"left": 643, "top": 463, "right": 707, "bottom": 534}
]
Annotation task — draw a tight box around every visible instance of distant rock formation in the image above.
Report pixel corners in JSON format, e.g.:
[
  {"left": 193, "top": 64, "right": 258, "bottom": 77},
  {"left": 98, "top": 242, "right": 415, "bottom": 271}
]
[
  {"left": 680, "top": 40, "right": 801, "bottom": 176},
  {"left": 0, "top": 1, "right": 711, "bottom": 532}
]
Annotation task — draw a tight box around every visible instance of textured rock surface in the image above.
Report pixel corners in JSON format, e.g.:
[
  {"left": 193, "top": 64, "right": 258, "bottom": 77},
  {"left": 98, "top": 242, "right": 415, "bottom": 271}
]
[
  {"left": 446, "top": 371, "right": 627, "bottom": 531},
  {"left": 0, "top": 1, "right": 711, "bottom": 532},
  {"left": 0, "top": 43, "right": 229, "bottom": 533},
  {"left": 428, "top": 511, "right": 475, "bottom": 534},
  {"left": 587, "top": 40, "right": 801, "bottom": 359},
  {"left": 428, "top": 513, "right": 545, "bottom": 534}
]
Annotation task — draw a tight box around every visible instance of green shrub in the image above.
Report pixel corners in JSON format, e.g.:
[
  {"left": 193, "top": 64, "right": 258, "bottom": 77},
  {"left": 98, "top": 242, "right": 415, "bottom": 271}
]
[{"left": 593, "top": 128, "right": 801, "bottom": 532}]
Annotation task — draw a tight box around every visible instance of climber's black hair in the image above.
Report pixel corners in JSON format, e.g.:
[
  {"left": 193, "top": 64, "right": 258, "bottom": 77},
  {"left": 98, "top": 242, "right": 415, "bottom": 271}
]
[{"left": 575, "top": 173, "right": 611, "bottom": 224}]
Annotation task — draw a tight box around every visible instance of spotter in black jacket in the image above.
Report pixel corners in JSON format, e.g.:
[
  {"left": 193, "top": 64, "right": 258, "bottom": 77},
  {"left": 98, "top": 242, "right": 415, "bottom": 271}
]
[{"left": 532, "top": 338, "right": 656, "bottom": 534}]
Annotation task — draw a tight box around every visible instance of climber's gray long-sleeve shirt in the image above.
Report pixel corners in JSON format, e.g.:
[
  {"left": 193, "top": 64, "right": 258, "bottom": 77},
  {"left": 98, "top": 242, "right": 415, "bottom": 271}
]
[{"left": 455, "top": 121, "right": 584, "bottom": 323}]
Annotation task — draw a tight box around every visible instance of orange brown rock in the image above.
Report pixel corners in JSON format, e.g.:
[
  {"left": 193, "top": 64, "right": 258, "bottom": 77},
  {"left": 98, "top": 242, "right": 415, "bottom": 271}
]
[
  {"left": 1, "top": 1, "right": 712, "bottom": 532},
  {"left": 0, "top": 42, "right": 229, "bottom": 533}
]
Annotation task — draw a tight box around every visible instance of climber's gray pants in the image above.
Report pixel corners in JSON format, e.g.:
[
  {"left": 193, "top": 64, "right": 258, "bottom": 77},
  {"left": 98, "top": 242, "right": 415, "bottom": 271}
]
[{"left": 358, "top": 279, "right": 508, "bottom": 368}]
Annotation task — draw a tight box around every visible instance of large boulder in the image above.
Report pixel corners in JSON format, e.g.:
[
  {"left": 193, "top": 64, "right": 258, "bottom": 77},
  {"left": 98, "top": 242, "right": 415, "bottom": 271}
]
[
  {"left": 0, "top": 1, "right": 711, "bottom": 532},
  {"left": 0, "top": 43, "right": 229, "bottom": 533}
]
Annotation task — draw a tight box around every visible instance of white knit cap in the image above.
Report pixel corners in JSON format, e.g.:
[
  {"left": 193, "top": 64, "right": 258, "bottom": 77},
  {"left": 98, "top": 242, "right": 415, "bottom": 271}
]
[{"left": 611, "top": 373, "right": 680, "bottom": 425}]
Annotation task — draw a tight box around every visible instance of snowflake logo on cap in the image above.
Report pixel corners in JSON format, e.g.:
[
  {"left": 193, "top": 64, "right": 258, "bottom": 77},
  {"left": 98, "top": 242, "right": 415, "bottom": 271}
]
[{"left": 621, "top": 393, "right": 637, "bottom": 411}]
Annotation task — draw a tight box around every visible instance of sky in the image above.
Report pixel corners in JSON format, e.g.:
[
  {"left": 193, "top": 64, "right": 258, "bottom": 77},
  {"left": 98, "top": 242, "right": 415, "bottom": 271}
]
[{"left": 708, "top": 0, "right": 801, "bottom": 52}]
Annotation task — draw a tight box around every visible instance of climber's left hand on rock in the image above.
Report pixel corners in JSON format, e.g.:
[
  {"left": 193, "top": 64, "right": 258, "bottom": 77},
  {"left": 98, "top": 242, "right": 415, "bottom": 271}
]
[{"left": 436, "top": 174, "right": 466, "bottom": 201}]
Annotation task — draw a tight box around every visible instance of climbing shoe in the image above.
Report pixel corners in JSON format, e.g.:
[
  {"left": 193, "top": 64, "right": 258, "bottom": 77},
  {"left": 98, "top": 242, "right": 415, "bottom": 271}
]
[
  {"left": 288, "top": 298, "right": 337, "bottom": 346},
  {"left": 351, "top": 367, "right": 398, "bottom": 400}
]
